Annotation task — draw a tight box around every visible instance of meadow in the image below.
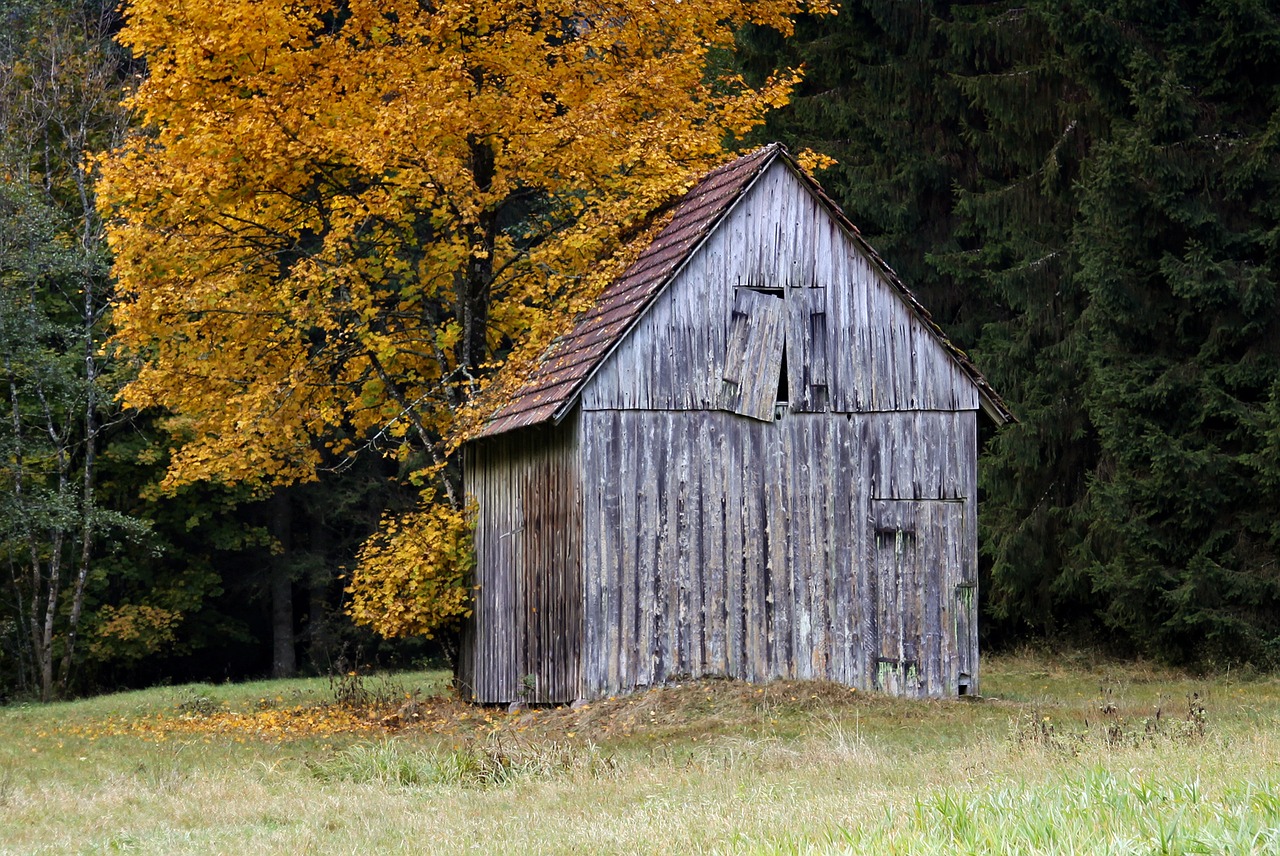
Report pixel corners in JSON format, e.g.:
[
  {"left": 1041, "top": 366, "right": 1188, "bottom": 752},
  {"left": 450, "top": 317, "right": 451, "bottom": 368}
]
[{"left": 2, "top": 651, "right": 1279, "bottom": 854}]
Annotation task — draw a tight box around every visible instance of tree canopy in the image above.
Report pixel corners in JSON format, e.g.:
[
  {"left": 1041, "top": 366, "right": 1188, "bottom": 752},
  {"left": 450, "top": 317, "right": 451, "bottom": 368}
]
[{"left": 98, "top": 0, "right": 830, "bottom": 638}]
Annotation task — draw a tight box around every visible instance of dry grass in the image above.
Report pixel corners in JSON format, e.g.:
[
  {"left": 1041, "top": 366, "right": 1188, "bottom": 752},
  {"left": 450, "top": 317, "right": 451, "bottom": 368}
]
[{"left": 3, "top": 653, "right": 1280, "bottom": 854}]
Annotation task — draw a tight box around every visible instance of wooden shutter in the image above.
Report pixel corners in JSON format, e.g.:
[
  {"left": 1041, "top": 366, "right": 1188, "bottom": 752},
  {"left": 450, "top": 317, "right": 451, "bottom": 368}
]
[{"left": 719, "top": 289, "right": 785, "bottom": 421}]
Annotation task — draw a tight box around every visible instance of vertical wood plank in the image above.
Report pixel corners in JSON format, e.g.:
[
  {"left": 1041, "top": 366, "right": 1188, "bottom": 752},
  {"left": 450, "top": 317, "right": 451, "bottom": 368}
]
[
  {"left": 705, "top": 417, "right": 727, "bottom": 674},
  {"left": 723, "top": 416, "right": 745, "bottom": 679}
]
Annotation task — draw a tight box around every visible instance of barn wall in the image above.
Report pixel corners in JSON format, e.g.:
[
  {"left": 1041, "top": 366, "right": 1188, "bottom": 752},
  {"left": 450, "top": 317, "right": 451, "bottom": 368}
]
[
  {"left": 578, "top": 408, "right": 978, "bottom": 699},
  {"left": 461, "top": 417, "right": 583, "bottom": 704},
  {"left": 581, "top": 160, "right": 979, "bottom": 416},
  {"left": 467, "top": 156, "right": 990, "bottom": 703}
]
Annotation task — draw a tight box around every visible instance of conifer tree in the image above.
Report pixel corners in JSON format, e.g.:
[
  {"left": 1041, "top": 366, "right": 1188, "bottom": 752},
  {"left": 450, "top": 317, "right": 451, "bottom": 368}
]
[
  {"left": 933, "top": 1, "right": 1106, "bottom": 637},
  {"left": 1075, "top": 0, "right": 1280, "bottom": 661},
  {"left": 740, "top": 0, "right": 1280, "bottom": 661},
  {"left": 741, "top": 1, "right": 1105, "bottom": 637},
  {"left": 739, "top": 0, "right": 973, "bottom": 327}
]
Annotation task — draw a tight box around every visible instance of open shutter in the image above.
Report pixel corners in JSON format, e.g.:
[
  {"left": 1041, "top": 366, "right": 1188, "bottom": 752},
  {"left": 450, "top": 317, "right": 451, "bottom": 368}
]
[{"left": 719, "top": 289, "right": 784, "bottom": 421}]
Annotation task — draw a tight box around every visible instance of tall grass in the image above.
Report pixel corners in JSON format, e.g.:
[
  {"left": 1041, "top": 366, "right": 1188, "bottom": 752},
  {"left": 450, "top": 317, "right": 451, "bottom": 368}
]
[
  {"left": 307, "top": 736, "right": 617, "bottom": 788},
  {"left": 2, "top": 654, "right": 1280, "bottom": 854}
]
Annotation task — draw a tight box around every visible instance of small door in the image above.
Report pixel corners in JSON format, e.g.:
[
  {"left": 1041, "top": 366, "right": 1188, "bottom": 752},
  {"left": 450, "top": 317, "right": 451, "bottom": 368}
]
[
  {"left": 873, "top": 526, "right": 914, "bottom": 695},
  {"left": 869, "top": 499, "right": 966, "bottom": 697}
]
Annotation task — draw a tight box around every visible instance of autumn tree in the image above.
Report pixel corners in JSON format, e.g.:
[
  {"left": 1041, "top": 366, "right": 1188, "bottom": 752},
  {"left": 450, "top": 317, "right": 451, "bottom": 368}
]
[{"left": 99, "top": 0, "right": 829, "bottom": 641}]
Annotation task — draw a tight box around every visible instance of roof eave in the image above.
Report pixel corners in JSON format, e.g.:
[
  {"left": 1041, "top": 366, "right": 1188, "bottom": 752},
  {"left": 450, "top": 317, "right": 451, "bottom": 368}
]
[
  {"left": 979, "top": 392, "right": 1015, "bottom": 426},
  {"left": 773, "top": 153, "right": 1017, "bottom": 427},
  {"left": 545, "top": 147, "right": 786, "bottom": 426}
]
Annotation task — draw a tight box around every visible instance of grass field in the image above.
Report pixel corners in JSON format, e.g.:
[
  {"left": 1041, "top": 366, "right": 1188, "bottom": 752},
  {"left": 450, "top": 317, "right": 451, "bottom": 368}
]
[{"left": 3, "top": 651, "right": 1280, "bottom": 854}]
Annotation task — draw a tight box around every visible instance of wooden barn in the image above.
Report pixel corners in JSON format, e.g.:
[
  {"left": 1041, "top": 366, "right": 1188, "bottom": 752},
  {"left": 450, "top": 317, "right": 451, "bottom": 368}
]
[{"left": 459, "top": 143, "right": 1013, "bottom": 705}]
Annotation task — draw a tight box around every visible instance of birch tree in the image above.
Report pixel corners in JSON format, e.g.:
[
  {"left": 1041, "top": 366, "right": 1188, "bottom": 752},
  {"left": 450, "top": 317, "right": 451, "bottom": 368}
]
[{"left": 0, "top": 0, "right": 136, "bottom": 699}]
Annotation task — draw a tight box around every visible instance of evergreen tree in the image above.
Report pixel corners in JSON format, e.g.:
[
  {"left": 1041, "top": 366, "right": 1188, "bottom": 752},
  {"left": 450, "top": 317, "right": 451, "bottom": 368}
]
[
  {"left": 741, "top": 1, "right": 1104, "bottom": 638},
  {"left": 935, "top": 1, "right": 1106, "bottom": 638},
  {"left": 743, "top": 0, "right": 1280, "bottom": 662},
  {"left": 738, "top": 0, "right": 974, "bottom": 328},
  {"left": 1075, "top": 0, "right": 1280, "bottom": 662}
]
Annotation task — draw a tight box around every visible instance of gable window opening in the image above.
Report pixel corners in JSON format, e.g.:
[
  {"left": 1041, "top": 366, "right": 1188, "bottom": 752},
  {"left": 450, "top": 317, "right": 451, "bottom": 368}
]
[
  {"left": 738, "top": 286, "right": 789, "bottom": 410},
  {"left": 739, "top": 283, "right": 788, "bottom": 416},
  {"left": 740, "top": 284, "right": 784, "bottom": 299},
  {"left": 775, "top": 340, "right": 789, "bottom": 414}
]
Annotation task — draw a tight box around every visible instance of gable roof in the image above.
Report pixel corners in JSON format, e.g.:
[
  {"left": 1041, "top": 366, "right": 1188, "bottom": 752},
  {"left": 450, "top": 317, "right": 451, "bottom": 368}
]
[{"left": 477, "top": 144, "right": 1013, "bottom": 439}]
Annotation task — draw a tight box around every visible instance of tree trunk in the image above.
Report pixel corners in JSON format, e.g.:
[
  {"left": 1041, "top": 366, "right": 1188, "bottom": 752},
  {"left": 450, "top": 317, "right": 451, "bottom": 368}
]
[
  {"left": 457, "top": 136, "right": 496, "bottom": 377},
  {"left": 307, "top": 511, "right": 330, "bottom": 671},
  {"left": 57, "top": 234, "right": 101, "bottom": 695},
  {"left": 270, "top": 490, "right": 296, "bottom": 679}
]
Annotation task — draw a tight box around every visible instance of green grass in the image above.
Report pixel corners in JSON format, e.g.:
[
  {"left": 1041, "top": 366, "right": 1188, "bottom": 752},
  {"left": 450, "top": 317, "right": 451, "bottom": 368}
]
[{"left": 3, "top": 652, "right": 1280, "bottom": 854}]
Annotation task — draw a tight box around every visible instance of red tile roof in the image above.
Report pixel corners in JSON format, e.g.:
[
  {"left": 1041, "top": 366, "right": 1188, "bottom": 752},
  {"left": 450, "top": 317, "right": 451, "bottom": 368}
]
[{"left": 476, "top": 144, "right": 1012, "bottom": 439}]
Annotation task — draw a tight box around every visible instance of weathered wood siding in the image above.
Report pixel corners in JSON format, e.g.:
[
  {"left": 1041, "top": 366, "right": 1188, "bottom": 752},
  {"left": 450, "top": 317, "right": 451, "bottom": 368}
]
[
  {"left": 581, "top": 160, "right": 979, "bottom": 415},
  {"left": 869, "top": 499, "right": 972, "bottom": 696},
  {"left": 569, "top": 158, "right": 983, "bottom": 699},
  {"left": 578, "top": 409, "right": 978, "bottom": 699},
  {"left": 467, "top": 156, "right": 987, "bottom": 703},
  {"left": 461, "top": 418, "right": 583, "bottom": 704}
]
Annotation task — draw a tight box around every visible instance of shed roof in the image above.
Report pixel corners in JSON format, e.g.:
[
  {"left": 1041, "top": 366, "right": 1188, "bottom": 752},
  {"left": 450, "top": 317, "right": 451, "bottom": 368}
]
[{"left": 477, "top": 144, "right": 1013, "bottom": 439}]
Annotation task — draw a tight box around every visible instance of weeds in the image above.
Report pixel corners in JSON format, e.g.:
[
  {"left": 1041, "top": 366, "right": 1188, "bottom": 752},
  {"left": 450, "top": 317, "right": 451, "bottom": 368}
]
[
  {"left": 327, "top": 659, "right": 420, "bottom": 715},
  {"left": 307, "top": 735, "right": 618, "bottom": 789},
  {"left": 815, "top": 712, "right": 868, "bottom": 760},
  {"left": 173, "top": 689, "right": 224, "bottom": 718},
  {"left": 1010, "top": 689, "right": 1211, "bottom": 755},
  {"left": 327, "top": 669, "right": 373, "bottom": 710}
]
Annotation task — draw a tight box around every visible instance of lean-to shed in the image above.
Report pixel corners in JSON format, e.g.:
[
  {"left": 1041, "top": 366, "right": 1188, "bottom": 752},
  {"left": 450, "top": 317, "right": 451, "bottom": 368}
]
[{"left": 459, "top": 143, "right": 1013, "bottom": 705}]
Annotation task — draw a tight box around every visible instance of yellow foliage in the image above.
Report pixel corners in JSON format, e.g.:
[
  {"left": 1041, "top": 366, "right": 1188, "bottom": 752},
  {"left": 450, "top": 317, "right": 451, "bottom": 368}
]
[
  {"left": 89, "top": 604, "right": 182, "bottom": 662},
  {"left": 101, "top": 0, "right": 830, "bottom": 485},
  {"left": 346, "top": 496, "right": 476, "bottom": 638},
  {"left": 60, "top": 704, "right": 387, "bottom": 742},
  {"left": 795, "top": 147, "right": 838, "bottom": 174},
  {"left": 98, "top": 0, "right": 833, "bottom": 636}
]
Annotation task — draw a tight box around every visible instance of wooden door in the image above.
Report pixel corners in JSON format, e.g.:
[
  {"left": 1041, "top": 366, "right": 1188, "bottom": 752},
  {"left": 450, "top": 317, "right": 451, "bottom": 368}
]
[{"left": 869, "top": 499, "right": 966, "bottom": 697}]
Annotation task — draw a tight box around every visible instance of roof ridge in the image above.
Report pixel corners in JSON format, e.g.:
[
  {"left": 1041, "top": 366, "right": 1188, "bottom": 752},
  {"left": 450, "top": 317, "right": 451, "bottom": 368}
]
[{"left": 474, "top": 142, "right": 1012, "bottom": 440}]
